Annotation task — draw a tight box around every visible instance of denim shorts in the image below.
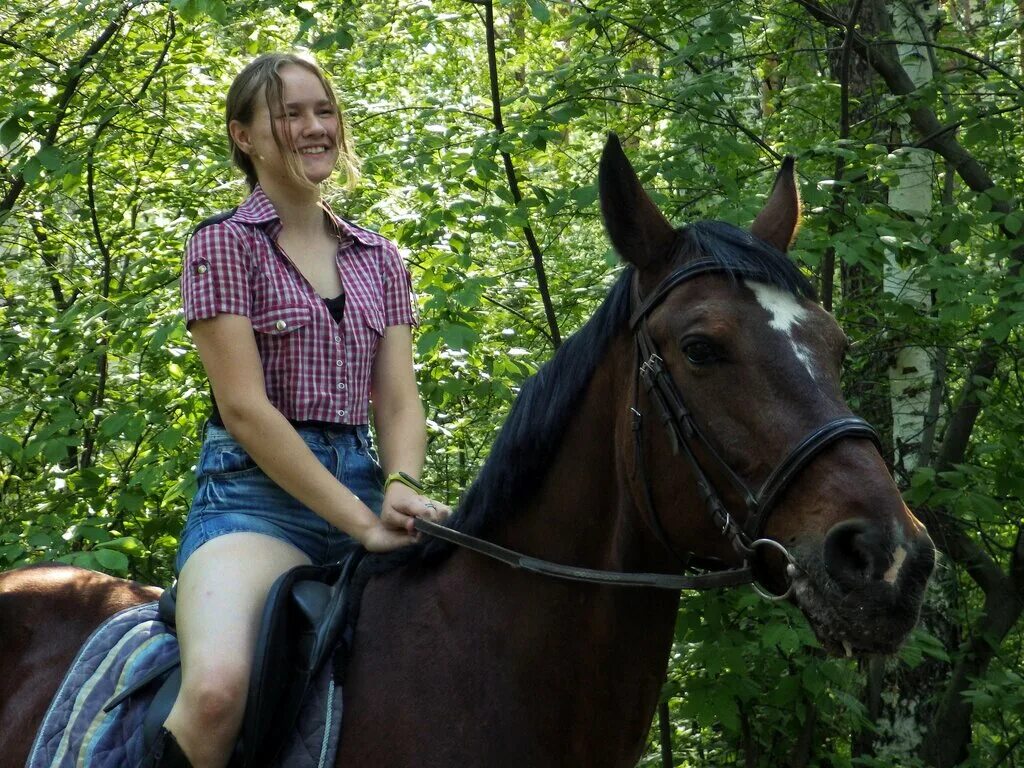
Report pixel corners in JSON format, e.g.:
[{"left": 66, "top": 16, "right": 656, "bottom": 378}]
[{"left": 175, "top": 422, "right": 384, "bottom": 573}]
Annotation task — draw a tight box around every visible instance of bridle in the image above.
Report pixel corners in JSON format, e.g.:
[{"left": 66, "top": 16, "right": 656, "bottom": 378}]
[
  {"left": 628, "top": 259, "right": 881, "bottom": 598},
  {"left": 414, "top": 259, "right": 882, "bottom": 598}
]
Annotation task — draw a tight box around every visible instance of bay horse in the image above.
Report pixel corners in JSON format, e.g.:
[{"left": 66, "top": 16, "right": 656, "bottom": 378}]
[{"left": 0, "top": 135, "right": 934, "bottom": 767}]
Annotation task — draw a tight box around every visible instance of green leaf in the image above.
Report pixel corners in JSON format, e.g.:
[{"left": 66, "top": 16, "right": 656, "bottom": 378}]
[
  {"left": 527, "top": 0, "right": 550, "bottom": 23},
  {"left": 75, "top": 524, "right": 112, "bottom": 543},
  {"left": 97, "top": 536, "right": 144, "bottom": 555},
  {"left": 27, "top": 531, "right": 59, "bottom": 548},
  {"left": 548, "top": 105, "right": 577, "bottom": 125},
  {"left": 170, "top": 0, "right": 202, "bottom": 21},
  {"left": 200, "top": 0, "right": 227, "bottom": 23},
  {"left": 0, "top": 543, "right": 26, "bottom": 564},
  {"left": 100, "top": 413, "right": 130, "bottom": 438},
  {"left": 0, "top": 434, "right": 21, "bottom": 459},
  {"left": 22, "top": 156, "right": 41, "bottom": 183},
  {"left": 440, "top": 323, "right": 479, "bottom": 352},
  {"left": 42, "top": 438, "right": 70, "bottom": 463},
  {"left": 93, "top": 548, "right": 130, "bottom": 572},
  {"left": 0, "top": 117, "right": 23, "bottom": 146},
  {"left": 1004, "top": 211, "right": 1023, "bottom": 235},
  {"left": 313, "top": 29, "right": 354, "bottom": 51},
  {"left": 416, "top": 328, "right": 442, "bottom": 354},
  {"left": 570, "top": 184, "right": 598, "bottom": 208}
]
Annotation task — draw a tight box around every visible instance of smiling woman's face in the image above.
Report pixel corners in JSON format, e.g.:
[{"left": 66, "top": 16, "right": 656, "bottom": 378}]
[{"left": 231, "top": 63, "right": 340, "bottom": 190}]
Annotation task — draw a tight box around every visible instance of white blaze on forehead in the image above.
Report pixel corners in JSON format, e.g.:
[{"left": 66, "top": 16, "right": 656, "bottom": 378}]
[{"left": 745, "top": 281, "right": 818, "bottom": 380}]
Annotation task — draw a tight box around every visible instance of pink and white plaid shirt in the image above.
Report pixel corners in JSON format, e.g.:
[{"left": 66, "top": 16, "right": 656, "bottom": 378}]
[{"left": 181, "top": 185, "right": 417, "bottom": 425}]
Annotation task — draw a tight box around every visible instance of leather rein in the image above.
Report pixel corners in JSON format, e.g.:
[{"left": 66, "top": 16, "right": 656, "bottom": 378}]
[{"left": 415, "top": 260, "right": 882, "bottom": 597}]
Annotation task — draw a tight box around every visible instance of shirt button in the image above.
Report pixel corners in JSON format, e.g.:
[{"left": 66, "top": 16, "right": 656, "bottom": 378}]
[
  {"left": 196, "top": 264, "right": 208, "bottom": 274},
  {"left": 336, "top": 359, "right": 343, "bottom": 367},
  {"left": 334, "top": 335, "right": 342, "bottom": 343},
  {"left": 275, "top": 319, "right": 287, "bottom": 331},
  {"left": 337, "top": 409, "right": 346, "bottom": 417},
  {"left": 338, "top": 382, "right": 347, "bottom": 390}
]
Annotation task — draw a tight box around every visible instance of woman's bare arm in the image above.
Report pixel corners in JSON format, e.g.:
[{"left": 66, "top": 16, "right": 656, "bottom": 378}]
[
  {"left": 371, "top": 325, "right": 450, "bottom": 532},
  {"left": 191, "top": 313, "right": 415, "bottom": 552}
]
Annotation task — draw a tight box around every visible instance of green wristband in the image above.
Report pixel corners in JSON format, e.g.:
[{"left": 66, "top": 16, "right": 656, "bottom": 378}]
[{"left": 384, "top": 471, "right": 424, "bottom": 493}]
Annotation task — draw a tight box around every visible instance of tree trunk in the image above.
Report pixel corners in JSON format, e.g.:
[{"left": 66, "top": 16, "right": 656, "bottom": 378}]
[
  {"left": 884, "top": 0, "right": 938, "bottom": 481},
  {"left": 795, "top": 2, "right": 1024, "bottom": 764}
]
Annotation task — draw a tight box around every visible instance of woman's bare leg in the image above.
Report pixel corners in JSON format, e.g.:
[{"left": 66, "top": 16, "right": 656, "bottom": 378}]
[{"left": 163, "top": 533, "right": 310, "bottom": 768}]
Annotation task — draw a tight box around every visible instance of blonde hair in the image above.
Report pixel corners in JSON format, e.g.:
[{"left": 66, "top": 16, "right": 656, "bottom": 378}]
[{"left": 226, "top": 52, "right": 360, "bottom": 191}]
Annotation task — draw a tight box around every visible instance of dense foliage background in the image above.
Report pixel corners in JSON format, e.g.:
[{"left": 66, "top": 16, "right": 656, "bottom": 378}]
[{"left": 1, "top": 0, "right": 1021, "bottom": 765}]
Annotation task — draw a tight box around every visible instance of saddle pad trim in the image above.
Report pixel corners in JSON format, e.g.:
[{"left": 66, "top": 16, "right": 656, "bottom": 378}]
[
  {"left": 74, "top": 632, "right": 174, "bottom": 767},
  {"left": 27, "top": 601, "right": 163, "bottom": 766},
  {"left": 317, "top": 680, "right": 334, "bottom": 768}
]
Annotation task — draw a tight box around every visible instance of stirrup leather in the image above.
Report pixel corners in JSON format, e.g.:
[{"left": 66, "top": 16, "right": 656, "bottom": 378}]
[{"left": 141, "top": 728, "right": 192, "bottom": 768}]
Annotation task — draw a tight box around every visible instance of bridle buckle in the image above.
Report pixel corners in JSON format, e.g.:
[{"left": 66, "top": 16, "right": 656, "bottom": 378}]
[{"left": 639, "top": 353, "right": 663, "bottom": 379}]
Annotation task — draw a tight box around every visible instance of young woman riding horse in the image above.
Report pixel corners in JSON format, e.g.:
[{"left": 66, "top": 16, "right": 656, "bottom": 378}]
[
  {"left": 0, "top": 134, "right": 934, "bottom": 767},
  {"left": 157, "top": 52, "right": 450, "bottom": 767}
]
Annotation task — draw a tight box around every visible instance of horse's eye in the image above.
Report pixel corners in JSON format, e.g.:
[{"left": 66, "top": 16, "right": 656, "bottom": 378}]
[{"left": 683, "top": 340, "right": 718, "bottom": 366}]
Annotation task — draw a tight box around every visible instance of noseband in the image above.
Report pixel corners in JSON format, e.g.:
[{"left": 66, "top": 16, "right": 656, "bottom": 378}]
[
  {"left": 629, "top": 259, "right": 881, "bottom": 598},
  {"left": 414, "top": 259, "right": 882, "bottom": 598}
]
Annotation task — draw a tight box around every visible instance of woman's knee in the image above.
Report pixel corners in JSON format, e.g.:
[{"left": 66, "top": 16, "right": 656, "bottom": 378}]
[{"left": 178, "top": 661, "right": 250, "bottom": 729}]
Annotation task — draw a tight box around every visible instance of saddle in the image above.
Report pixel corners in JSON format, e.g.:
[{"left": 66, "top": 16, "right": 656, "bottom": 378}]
[{"left": 105, "top": 550, "right": 364, "bottom": 768}]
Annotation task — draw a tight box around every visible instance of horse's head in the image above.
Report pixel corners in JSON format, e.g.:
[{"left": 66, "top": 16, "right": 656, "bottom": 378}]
[{"left": 599, "top": 134, "right": 934, "bottom": 655}]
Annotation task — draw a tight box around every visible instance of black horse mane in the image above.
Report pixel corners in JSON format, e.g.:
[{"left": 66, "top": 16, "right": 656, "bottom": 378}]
[{"left": 357, "top": 219, "right": 813, "bottom": 580}]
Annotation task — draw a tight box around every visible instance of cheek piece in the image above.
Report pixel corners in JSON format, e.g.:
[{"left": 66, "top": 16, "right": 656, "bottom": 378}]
[{"left": 628, "top": 259, "right": 881, "bottom": 600}]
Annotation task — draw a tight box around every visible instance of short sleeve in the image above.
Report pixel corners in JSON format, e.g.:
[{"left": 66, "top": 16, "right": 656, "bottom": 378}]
[
  {"left": 181, "top": 222, "right": 252, "bottom": 326},
  {"left": 381, "top": 241, "right": 418, "bottom": 328}
]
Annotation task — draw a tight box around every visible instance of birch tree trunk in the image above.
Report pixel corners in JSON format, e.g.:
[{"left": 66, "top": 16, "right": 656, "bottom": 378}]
[
  {"left": 884, "top": 0, "right": 938, "bottom": 480},
  {"left": 856, "top": 3, "right": 956, "bottom": 764}
]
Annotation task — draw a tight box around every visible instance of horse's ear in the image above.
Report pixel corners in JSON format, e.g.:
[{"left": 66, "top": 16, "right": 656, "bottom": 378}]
[
  {"left": 751, "top": 156, "right": 800, "bottom": 252},
  {"left": 599, "top": 133, "right": 676, "bottom": 270}
]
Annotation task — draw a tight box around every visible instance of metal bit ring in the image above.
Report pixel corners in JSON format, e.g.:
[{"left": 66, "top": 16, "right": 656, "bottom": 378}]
[{"left": 748, "top": 538, "right": 799, "bottom": 602}]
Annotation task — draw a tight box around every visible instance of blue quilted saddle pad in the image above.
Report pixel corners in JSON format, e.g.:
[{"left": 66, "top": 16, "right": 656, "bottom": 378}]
[{"left": 26, "top": 601, "right": 343, "bottom": 768}]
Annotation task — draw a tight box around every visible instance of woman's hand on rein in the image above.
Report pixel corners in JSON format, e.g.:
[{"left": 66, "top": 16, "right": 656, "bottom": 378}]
[{"left": 381, "top": 482, "right": 452, "bottom": 536}]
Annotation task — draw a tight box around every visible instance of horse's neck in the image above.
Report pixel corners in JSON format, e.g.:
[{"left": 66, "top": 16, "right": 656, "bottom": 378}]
[
  {"left": 341, "top": 335, "right": 681, "bottom": 766},
  {"left": 499, "top": 338, "right": 673, "bottom": 572}
]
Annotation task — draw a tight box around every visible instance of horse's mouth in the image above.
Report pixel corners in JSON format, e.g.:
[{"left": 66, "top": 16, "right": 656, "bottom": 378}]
[{"left": 789, "top": 568, "right": 924, "bottom": 657}]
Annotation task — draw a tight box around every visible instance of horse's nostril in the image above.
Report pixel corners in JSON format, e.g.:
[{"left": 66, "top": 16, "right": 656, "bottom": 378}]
[{"left": 823, "top": 518, "right": 888, "bottom": 587}]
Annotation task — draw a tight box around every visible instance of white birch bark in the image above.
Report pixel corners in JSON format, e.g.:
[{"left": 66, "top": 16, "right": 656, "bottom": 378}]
[
  {"left": 873, "top": 4, "right": 948, "bottom": 765},
  {"left": 884, "top": 0, "right": 938, "bottom": 477}
]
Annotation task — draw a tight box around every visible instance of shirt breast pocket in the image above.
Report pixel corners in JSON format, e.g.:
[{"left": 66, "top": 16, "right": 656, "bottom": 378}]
[{"left": 250, "top": 304, "right": 313, "bottom": 336}]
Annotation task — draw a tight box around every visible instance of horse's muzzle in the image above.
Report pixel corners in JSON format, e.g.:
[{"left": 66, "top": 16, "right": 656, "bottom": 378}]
[{"left": 792, "top": 519, "right": 935, "bottom": 655}]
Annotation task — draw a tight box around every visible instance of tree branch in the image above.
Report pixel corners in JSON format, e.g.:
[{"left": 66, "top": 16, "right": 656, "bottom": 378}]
[
  {"left": 79, "top": 7, "right": 171, "bottom": 469},
  {"left": 482, "top": 294, "right": 554, "bottom": 346},
  {"left": 797, "top": 0, "right": 1024, "bottom": 470},
  {"left": 575, "top": 0, "right": 781, "bottom": 161},
  {"left": 482, "top": 0, "right": 561, "bottom": 347},
  {"left": 30, "top": 219, "right": 69, "bottom": 310},
  {"left": 821, "top": 0, "right": 864, "bottom": 312},
  {"left": 0, "top": 2, "right": 136, "bottom": 215},
  {"left": 915, "top": 507, "right": 1007, "bottom": 595},
  {"left": 0, "top": 34, "right": 61, "bottom": 68}
]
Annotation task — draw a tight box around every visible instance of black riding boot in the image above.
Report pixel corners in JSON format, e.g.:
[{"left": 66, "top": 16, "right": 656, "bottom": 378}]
[{"left": 142, "top": 728, "right": 192, "bottom": 768}]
